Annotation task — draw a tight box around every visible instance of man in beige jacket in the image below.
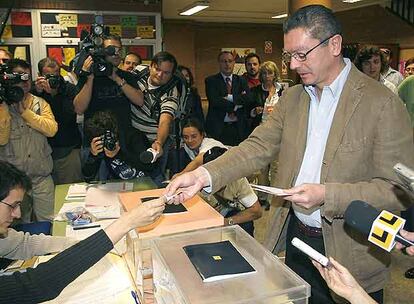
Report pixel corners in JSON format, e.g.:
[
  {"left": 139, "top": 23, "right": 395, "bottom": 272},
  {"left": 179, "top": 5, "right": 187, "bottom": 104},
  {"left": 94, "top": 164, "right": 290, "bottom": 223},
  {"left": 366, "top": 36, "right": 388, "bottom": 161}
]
[
  {"left": 0, "top": 59, "right": 58, "bottom": 222},
  {"left": 167, "top": 5, "right": 414, "bottom": 304}
]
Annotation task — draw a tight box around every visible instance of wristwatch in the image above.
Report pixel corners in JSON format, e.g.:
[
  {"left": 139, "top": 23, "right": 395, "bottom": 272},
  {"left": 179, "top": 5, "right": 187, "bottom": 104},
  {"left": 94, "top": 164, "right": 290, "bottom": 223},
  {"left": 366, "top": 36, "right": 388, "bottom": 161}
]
[{"left": 227, "top": 217, "right": 234, "bottom": 225}]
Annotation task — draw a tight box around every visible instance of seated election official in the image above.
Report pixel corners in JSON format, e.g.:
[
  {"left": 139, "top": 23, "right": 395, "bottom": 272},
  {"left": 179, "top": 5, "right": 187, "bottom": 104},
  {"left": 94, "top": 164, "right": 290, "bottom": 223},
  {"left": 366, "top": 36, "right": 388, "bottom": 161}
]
[
  {"left": 170, "top": 118, "right": 226, "bottom": 177},
  {"left": 0, "top": 161, "right": 165, "bottom": 304}
]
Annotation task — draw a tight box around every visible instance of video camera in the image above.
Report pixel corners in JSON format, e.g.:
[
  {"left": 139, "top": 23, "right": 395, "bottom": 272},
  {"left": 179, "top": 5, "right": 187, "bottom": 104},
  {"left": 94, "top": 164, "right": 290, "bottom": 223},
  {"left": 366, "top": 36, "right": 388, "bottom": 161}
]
[
  {"left": 74, "top": 15, "right": 115, "bottom": 77},
  {"left": 0, "top": 64, "right": 26, "bottom": 105}
]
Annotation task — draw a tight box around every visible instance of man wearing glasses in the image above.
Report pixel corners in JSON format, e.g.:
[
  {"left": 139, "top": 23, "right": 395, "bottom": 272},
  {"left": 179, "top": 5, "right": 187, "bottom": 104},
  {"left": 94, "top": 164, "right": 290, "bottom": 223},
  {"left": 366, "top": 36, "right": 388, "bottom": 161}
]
[
  {"left": 0, "top": 161, "right": 72, "bottom": 258},
  {"left": 0, "top": 59, "right": 57, "bottom": 222},
  {"left": 167, "top": 5, "right": 414, "bottom": 304}
]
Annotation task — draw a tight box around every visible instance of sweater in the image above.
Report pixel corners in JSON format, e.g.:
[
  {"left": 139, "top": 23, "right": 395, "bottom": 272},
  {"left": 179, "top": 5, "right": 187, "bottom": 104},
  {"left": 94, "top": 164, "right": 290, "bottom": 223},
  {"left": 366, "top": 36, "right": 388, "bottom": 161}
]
[
  {"left": 0, "top": 230, "right": 113, "bottom": 303},
  {"left": 0, "top": 229, "right": 75, "bottom": 260}
]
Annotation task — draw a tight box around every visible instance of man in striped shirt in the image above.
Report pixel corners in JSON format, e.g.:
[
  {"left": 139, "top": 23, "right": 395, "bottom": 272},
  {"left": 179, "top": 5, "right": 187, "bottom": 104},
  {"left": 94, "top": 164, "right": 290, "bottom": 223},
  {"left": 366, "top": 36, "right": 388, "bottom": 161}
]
[{"left": 131, "top": 51, "right": 187, "bottom": 185}]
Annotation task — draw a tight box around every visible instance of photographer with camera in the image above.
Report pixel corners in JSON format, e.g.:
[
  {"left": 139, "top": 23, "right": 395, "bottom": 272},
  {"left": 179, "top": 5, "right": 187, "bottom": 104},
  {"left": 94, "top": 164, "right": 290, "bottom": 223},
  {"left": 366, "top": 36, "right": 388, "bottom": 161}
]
[
  {"left": 0, "top": 59, "right": 57, "bottom": 222},
  {"left": 32, "top": 57, "right": 82, "bottom": 185},
  {"left": 82, "top": 111, "right": 154, "bottom": 182},
  {"left": 73, "top": 35, "right": 143, "bottom": 132},
  {"left": 132, "top": 51, "right": 188, "bottom": 186}
]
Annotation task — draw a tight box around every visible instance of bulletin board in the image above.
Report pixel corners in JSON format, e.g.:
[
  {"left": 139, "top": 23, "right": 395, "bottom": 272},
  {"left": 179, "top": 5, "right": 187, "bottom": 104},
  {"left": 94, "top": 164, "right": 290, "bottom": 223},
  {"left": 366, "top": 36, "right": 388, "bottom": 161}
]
[
  {"left": 124, "top": 45, "right": 154, "bottom": 63},
  {"left": 1, "top": 11, "right": 32, "bottom": 38},
  {"left": 1, "top": 9, "right": 162, "bottom": 76},
  {"left": 46, "top": 45, "right": 79, "bottom": 76},
  {"left": 0, "top": 45, "right": 31, "bottom": 63},
  {"left": 40, "top": 12, "right": 156, "bottom": 39}
]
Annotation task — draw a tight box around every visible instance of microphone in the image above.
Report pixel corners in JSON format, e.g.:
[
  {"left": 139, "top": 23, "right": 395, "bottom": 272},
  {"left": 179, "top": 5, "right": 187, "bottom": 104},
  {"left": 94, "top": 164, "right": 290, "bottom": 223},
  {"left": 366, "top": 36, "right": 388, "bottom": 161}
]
[
  {"left": 344, "top": 200, "right": 414, "bottom": 252},
  {"left": 139, "top": 148, "right": 159, "bottom": 164}
]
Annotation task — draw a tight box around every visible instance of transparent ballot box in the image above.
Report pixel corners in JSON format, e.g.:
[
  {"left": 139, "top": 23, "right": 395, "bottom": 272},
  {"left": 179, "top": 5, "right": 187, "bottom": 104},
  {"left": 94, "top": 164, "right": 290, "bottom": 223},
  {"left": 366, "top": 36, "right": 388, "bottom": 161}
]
[
  {"left": 151, "top": 225, "right": 310, "bottom": 304},
  {"left": 120, "top": 189, "right": 224, "bottom": 303}
]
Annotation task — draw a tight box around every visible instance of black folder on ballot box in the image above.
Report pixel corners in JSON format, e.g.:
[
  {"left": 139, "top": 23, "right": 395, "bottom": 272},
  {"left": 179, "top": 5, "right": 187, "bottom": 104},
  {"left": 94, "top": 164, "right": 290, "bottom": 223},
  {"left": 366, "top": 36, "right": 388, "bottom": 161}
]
[{"left": 183, "top": 240, "right": 256, "bottom": 282}]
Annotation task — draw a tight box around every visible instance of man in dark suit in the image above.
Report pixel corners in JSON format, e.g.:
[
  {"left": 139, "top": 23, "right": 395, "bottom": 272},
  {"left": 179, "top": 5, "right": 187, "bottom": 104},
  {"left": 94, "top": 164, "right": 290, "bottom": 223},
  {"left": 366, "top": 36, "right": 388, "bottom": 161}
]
[{"left": 205, "top": 51, "right": 249, "bottom": 146}]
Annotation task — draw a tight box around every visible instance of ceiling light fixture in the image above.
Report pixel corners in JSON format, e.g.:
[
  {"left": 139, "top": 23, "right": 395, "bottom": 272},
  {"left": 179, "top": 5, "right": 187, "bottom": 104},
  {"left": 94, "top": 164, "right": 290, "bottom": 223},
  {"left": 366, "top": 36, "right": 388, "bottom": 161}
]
[
  {"left": 271, "top": 13, "right": 288, "bottom": 19},
  {"left": 179, "top": 1, "right": 210, "bottom": 16},
  {"left": 342, "top": 0, "right": 363, "bottom": 3}
]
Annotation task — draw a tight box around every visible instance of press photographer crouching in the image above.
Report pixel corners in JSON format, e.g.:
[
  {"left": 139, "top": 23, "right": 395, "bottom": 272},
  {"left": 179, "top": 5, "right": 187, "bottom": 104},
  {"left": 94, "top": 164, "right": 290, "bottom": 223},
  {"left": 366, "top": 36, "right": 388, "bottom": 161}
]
[
  {"left": 32, "top": 57, "right": 82, "bottom": 185},
  {"left": 82, "top": 111, "right": 154, "bottom": 182}
]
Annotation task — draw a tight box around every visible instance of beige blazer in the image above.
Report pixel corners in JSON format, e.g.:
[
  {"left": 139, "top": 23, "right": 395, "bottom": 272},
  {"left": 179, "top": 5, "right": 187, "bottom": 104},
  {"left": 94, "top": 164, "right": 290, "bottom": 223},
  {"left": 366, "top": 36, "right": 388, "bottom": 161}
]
[{"left": 204, "top": 64, "right": 414, "bottom": 296}]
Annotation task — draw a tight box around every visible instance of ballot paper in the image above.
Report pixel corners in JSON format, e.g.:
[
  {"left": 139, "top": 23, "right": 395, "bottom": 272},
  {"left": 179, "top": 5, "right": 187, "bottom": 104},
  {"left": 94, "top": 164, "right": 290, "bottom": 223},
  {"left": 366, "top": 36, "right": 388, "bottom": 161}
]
[{"left": 249, "top": 184, "right": 289, "bottom": 196}]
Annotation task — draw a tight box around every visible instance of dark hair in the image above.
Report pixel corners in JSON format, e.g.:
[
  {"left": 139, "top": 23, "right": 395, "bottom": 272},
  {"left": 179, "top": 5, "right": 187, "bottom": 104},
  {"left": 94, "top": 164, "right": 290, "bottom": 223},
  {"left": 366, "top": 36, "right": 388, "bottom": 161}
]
[
  {"left": 103, "top": 34, "right": 122, "bottom": 44},
  {"left": 203, "top": 147, "right": 228, "bottom": 164},
  {"left": 354, "top": 45, "right": 386, "bottom": 74},
  {"left": 182, "top": 118, "right": 205, "bottom": 135},
  {"left": 217, "top": 50, "right": 234, "bottom": 62},
  {"left": 84, "top": 111, "right": 119, "bottom": 143},
  {"left": 6, "top": 58, "right": 31, "bottom": 73},
  {"left": 38, "top": 57, "right": 59, "bottom": 75},
  {"left": 405, "top": 57, "right": 414, "bottom": 68},
  {"left": 151, "top": 51, "right": 177, "bottom": 73},
  {"left": 0, "top": 161, "right": 31, "bottom": 201},
  {"left": 283, "top": 5, "right": 342, "bottom": 42},
  {"left": 125, "top": 52, "right": 142, "bottom": 64},
  {"left": 177, "top": 65, "right": 194, "bottom": 87},
  {"left": 245, "top": 53, "right": 261, "bottom": 65}
]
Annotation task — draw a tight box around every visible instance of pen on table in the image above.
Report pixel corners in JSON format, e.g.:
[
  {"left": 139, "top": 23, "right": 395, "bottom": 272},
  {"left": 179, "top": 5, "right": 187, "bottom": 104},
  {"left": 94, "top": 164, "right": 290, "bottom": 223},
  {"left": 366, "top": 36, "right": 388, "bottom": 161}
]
[
  {"left": 131, "top": 290, "right": 140, "bottom": 304},
  {"left": 73, "top": 224, "right": 101, "bottom": 230}
]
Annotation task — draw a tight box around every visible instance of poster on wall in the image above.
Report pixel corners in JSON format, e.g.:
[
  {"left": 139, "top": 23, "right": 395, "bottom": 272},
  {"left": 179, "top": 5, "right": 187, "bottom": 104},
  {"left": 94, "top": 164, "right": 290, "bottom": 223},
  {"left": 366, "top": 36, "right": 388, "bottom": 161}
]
[
  {"left": 0, "top": 10, "right": 33, "bottom": 38},
  {"left": 221, "top": 48, "right": 256, "bottom": 75}
]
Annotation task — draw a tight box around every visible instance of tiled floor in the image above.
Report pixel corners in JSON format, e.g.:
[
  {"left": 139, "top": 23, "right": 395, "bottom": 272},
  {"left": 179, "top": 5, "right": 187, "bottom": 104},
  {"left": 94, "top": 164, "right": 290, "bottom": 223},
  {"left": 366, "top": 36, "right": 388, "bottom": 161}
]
[{"left": 254, "top": 207, "right": 414, "bottom": 304}]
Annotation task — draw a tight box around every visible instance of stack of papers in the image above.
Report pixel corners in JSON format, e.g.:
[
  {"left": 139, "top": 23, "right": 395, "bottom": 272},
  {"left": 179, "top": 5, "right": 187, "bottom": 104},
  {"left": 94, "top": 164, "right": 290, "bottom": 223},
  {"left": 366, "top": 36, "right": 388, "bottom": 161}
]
[
  {"left": 65, "top": 184, "right": 88, "bottom": 200},
  {"left": 85, "top": 188, "right": 121, "bottom": 219}
]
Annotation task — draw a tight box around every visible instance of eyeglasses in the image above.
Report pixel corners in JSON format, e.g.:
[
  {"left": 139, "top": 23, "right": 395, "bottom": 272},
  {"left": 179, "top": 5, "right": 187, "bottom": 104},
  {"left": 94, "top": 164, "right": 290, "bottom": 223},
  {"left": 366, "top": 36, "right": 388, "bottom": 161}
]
[
  {"left": 0, "top": 200, "right": 21, "bottom": 210},
  {"left": 282, "top": 34, "right": 337, "bottom": 63}
]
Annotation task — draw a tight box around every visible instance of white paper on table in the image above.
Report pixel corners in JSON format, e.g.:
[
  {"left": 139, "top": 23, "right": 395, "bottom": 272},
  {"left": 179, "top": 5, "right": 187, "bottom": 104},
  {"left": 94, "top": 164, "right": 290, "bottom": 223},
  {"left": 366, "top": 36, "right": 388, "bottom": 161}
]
[
  {"left": 249, "top": 184, "right": 289, "bottom": 196},
  {"left": 65, "top": 184, "right": 88, "bottom": 200},
  {"left": 84, "top": 188, "right": 121, "bottom": 219},
  {"left": 93, "top": 182, "right": 133, "bottom": 192}
]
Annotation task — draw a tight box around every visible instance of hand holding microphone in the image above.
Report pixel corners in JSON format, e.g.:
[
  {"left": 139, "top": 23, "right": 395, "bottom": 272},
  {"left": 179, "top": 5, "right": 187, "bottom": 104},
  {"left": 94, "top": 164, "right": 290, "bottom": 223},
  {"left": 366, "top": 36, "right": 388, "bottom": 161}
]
[
  {"left": 344, "top": 200, "right": 414, "bottom": 252},
  {"left": 139, "top": 148, "right": 160, "bottom": 164},
  {"left": 140, "top": 140, "right": 163, "bottom": 164}
]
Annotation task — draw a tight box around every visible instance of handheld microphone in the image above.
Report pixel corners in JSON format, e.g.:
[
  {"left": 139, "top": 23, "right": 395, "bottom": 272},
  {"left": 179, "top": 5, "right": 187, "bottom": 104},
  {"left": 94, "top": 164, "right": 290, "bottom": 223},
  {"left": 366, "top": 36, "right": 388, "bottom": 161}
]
[
  {"left": 139, "top": 148, "right": 159, "bottom": 164},
  {"left": 344, "top": 200, "right": 414, "bottom": 252}
]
